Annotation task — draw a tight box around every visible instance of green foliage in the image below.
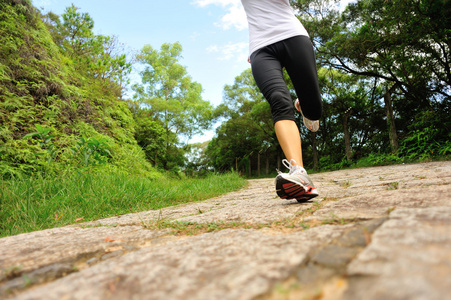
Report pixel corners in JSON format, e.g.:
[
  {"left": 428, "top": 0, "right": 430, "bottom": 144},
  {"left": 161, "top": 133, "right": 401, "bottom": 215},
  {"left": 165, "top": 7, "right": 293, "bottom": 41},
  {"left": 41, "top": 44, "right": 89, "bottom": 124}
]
[
  {"left": 134, "top": 117, "right": 166, "bottom": 165},
  {"left": 318, "top": 156, "right": 349, "bottom": 171},
  {"left": 0, "top": 1, "right": 155, "bottom": 178},
  {"left": 2, "top": 0, "right": 448, "bottom": 179},
  {"left": 23, "top": 124, "right": 57, "bottom": 163},
  {"left": 206, "top": 68, "right": 278, "bottom": 173},
  {"left": 398, "top": 110, "right": 451, "bottom": 161},
  {"left": 353, "top": 153, "right": 402, "bottom": 169},
  {"left": 314, "top": 68, "right": 384, "bottom": 165},
  {"left": 184, "top": 141, "right": 212, "bottom": 177},
  {"left": 50, "top": 3, "right": 94, "bottom": 57},
  {"left": 132, "top": 42, "right": 214, "bottom": 171},
  {"left": 203, "top": 0, "right": 450, "bottom": 174},
  {"left": 71, "top": 136, "right": 111, "bottom": 167}
]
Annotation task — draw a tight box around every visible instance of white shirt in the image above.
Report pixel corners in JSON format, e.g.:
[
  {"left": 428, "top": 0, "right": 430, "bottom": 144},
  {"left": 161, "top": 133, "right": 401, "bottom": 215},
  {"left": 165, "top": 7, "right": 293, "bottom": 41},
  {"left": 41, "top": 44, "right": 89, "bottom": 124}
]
[{"left": 241, "top": 0, "right": 309, "bottom": 56}]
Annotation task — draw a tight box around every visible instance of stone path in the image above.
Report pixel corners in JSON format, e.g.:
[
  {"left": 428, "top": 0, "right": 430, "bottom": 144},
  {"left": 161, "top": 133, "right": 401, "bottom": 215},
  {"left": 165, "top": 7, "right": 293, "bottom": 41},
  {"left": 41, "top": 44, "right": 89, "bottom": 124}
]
[{"left": 1, "top": 161, "right": 450, "bottom": 299}]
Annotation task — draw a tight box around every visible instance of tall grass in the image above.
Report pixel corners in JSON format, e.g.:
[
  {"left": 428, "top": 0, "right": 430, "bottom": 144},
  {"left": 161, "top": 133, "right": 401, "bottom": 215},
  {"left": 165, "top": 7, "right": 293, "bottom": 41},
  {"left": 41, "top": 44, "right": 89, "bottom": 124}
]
[{"left": 0, "top": 171, "right": 246, "bottom": 238}]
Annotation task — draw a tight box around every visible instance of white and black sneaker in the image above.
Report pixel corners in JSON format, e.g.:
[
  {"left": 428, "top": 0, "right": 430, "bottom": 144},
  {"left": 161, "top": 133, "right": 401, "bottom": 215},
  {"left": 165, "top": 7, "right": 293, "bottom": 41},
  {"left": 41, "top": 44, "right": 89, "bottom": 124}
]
[
  {"left": 275, "top": 159, "right": 319, "bottom": 202},
  {"left": 295, "top": 99, "right": 319, "bottom": 132}
]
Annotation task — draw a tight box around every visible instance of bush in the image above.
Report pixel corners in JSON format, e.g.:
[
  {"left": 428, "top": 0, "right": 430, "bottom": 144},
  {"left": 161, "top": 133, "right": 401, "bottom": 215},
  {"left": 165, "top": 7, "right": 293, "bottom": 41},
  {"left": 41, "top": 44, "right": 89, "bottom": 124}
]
[{"left": 354, "top": 153, "right": 402, "bottom": 168}]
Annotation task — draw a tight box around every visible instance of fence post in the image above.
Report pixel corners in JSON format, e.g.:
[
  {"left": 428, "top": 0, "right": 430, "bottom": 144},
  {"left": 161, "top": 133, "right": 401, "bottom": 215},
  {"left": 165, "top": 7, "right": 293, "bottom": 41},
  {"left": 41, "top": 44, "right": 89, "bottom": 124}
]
[{"left": 266, "top": 149, "right": 269, "bottom": 175}]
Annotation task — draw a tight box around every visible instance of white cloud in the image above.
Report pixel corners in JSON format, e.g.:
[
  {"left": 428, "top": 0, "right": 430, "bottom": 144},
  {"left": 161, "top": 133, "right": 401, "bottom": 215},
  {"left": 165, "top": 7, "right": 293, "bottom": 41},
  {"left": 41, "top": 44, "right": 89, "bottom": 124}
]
[
  {"left": 33, "top": 0, "right": 52, "bottom": 7},
  {"left": 190, "top": 31, "right": 201, "bottom": 41},
  {"left": 193, "top": 0, "right": 239, "bottom": 8},
  {"left": 206, "top": 45, "right": 219, "bottom": 53},
  {"left": 339, "top": 0, "right": 356, "bottom": 11},
  {"left": 192, "top": 0, "right": 247, "bottom": 31},
  {"left": 207, "top": 42, "right": 248, "bottom": 62},
  {"left": 219, "top": 4, "right": 247, "bottom": 30},
  {"left": 193, "top": 0, "right": 354, "bottom": 31}
]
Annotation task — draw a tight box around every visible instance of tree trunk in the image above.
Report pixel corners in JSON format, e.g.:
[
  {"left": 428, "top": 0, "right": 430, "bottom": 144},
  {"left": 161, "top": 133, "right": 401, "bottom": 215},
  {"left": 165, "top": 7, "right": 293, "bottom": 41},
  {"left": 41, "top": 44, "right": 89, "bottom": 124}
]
[
  {"left": 248, "top": 154, "right": 252, "bottom": 177},
  {"left": 384, "top": 88, "right": 399, "bottom": 153},
  {"left": 266, "top": 151, "right": 269, "bottom": 175},
  {"left": 343, "top": 109, "right": 352, "bottom": 162},
  {"left": 257, "top": 152, "right": 261, "bottom": 177},
  {"left": 312, "top": 132, "right": 319, "bottom": 171}
]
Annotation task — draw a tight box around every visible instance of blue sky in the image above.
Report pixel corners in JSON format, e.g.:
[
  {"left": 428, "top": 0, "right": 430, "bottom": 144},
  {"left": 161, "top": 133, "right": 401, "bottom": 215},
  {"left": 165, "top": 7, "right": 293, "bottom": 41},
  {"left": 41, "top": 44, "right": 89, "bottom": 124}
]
[
  {"left": 33, "top": 0, "right": 252, "bottom": 142},
  {"left": 32, "top": 0, "right": 352, "bottom": 143},
  {"left": 33, "top": 0, "right": 250, "bottom": 104}
]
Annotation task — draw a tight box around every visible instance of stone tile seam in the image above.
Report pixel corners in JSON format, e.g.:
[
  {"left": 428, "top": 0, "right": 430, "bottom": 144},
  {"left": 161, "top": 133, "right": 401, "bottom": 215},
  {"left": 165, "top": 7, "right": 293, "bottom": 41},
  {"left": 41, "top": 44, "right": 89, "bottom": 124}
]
[{"left": 255, "top": 217, "right": 389, "bottom": 299}]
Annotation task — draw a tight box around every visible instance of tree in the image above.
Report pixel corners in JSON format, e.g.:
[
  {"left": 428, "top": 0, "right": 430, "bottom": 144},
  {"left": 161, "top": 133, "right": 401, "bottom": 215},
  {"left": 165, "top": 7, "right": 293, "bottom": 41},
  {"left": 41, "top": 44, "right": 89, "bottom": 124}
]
[
  {"left": 57, "top": 4, "right": 94, "bottom": 57},
  {"left": 333, "top": 0, "right": 450, "bottom": 98},
  {"left": 293, "top": 0, "right": 450, "bottom": 100},
  {"left": 332, "top": 0, "right": 450, "bottom": 153},
  {"left": 42, "top": 6, "right": 133, "bottom": 99},
  {"left": 87, "top": 35, "right": 133, "bottom": 99},
  {"left": 132, "top": 42, "right": 214, "bottom": 171},
  {"left": 292, "top": 0, "right": 450, "bottom": 158},
  {"left": 206, "top": 69, "right": 279, "bottom": 173},
  {"left": 185, "top": 141, "right": 213, "bottom": 176},
  {"left": 318, "top": 68, "right": 382, "bottom": 162},
  {"left": 134, "top": 117, "right": 165, "bottom": 167},
  {"left": 221, "top": 69, "right": 273, "bottom": 138}
]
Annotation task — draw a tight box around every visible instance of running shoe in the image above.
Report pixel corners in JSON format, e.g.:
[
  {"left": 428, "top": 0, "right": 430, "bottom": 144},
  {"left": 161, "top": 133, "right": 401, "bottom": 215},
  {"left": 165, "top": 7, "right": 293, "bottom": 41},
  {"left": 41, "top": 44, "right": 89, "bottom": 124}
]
[
  {"left": 295, "top": 99, "right": 319, "bottom": 132},
  {"left": 275, "top": 159, "right": 319, "bottom": 202}
]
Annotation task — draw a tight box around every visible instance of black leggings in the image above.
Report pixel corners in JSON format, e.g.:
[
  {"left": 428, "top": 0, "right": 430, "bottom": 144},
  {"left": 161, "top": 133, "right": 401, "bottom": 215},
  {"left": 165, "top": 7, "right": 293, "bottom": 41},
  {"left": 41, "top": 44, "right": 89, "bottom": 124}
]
[{"left": 250, "top": 35, "right": 322, "bottom": 123}]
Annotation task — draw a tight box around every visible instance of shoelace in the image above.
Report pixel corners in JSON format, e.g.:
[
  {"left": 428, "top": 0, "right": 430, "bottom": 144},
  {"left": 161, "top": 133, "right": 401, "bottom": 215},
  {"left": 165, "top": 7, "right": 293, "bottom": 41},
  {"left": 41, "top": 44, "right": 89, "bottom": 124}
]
[{"left": 280, "top": 159, "right": 306, "bottom": 175}]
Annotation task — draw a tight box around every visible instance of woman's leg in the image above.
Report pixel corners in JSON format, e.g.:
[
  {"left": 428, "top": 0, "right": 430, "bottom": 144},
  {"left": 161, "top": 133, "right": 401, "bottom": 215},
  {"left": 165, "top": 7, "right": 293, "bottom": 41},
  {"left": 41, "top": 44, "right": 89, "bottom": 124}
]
[
  {"left": 275, "top": 120, "right": 303, "bottom": 167},
  {"left": 251, "top": 40, "right": 319, "bottom": 200},
  {"left": 282, "top": 36, "right": 322, "bottom": 121},
  {"left": 250, "top": 47, "right": 304, "bottom": 166}
]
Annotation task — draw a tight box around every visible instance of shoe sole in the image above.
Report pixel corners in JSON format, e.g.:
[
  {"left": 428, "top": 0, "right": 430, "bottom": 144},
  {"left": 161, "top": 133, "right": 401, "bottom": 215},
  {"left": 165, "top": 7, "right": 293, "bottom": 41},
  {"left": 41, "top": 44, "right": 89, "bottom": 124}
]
[
  {"left": 275, "top": 175, "right": 319, "bottom": 202},
  {"left": 295, "top": 99, "right": 319, "bottom": 132}
]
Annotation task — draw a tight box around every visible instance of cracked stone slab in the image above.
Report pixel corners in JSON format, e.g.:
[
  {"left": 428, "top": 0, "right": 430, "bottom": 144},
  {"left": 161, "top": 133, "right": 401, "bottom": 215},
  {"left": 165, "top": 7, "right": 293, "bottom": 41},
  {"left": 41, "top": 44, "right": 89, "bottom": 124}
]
[
  {"left": 344, "top": 207, "right": 451, "bottom": 300},
  {"left": 306, "top": 185, "right": 451, "bottom": 221},
  {"left": 302, "top": 161, "right": 451, "bottom": 221},
  {"left": 10, "top": 226, "right": 345, "bottom": 300},
  {"left": 1, "top": 161, "right": 450, "bottom": 300},
  {"left": 0, "top": 225, "right": 172, "bottom": 278},
  {"left": 316, "top": 161, "right": 450, "bottom": 199}
]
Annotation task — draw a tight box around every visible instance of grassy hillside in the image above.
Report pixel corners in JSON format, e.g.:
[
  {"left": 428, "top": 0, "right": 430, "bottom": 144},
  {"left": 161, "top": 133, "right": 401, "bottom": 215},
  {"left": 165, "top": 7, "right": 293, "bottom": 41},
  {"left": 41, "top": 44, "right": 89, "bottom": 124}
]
[{"left": 0, "top": 0, "right": 159, "bottom": 178}]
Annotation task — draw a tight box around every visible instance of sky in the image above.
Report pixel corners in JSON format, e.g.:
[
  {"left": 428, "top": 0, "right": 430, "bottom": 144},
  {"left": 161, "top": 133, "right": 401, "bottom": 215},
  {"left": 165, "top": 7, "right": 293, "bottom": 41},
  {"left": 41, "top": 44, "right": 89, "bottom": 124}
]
[{"left": 32, "top": 0, "right": 353, "bottom": 143}]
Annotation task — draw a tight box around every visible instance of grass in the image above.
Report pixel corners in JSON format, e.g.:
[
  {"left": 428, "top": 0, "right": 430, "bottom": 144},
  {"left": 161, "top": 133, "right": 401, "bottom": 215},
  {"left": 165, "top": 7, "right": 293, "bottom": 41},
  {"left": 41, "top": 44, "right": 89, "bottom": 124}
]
[
  {"left": 144, "top": 220, "right": 263, "bottom": 236},
  {"left": 0, "top": 170, "right": 247, "bottom": 238}
]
